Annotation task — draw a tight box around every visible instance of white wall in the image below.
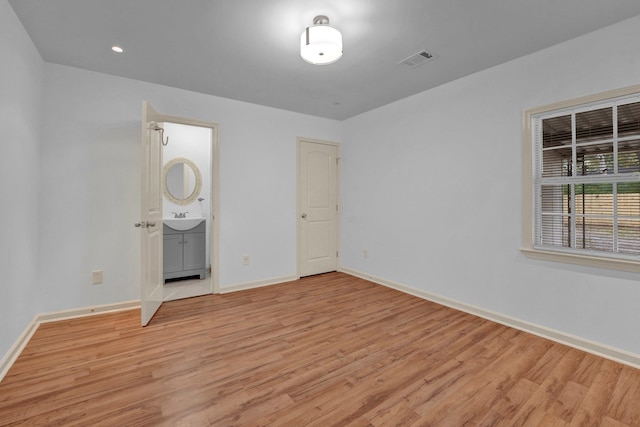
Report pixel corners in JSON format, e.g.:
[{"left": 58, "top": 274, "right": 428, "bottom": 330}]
[
  {"left": 341, "top": 15, "right": 640, "bottom": 354},
  {"left": 37, "top": 63, "right": 342, "bottom": 313},
  {"left": 0, "top": 0, "right": 43, "bottom": 359}
]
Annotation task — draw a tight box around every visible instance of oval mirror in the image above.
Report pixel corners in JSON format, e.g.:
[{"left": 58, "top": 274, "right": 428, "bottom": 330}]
[{"left": 163, "top": 157, "right": 202, "bottom": 205}]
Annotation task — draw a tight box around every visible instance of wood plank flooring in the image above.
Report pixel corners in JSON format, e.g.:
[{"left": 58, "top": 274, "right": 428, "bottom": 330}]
[{"left": 1, "top": 272, "right": 639, "bottom": 426}]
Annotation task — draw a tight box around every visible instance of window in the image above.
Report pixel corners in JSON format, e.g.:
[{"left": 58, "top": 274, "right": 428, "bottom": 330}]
[{"left": 523, "top": 86, "right": 640, "bottom": 271}]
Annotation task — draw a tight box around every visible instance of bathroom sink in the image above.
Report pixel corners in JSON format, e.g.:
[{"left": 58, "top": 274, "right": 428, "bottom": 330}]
[{"left": 163, "top": 217, "right": 205, "bottom": 231}]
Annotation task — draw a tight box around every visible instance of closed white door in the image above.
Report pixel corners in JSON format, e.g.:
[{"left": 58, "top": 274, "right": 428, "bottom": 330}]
[
  {"left": 139, "top": 102, "right": 164, "bottom": 325},
  {"left": 297, "top": 139, "right": 339, "bottom": 277}
]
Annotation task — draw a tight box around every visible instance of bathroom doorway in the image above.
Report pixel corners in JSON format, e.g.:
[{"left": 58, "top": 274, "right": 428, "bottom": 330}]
[
  {"left": 139, "top": 103, "right": 219, "bottom": 322},
  {"left": 161, "top": 121, "right": 219, "bottom": 301}
]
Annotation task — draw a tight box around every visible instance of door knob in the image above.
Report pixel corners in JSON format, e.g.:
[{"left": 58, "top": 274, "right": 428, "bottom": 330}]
[
  {"left": 134, "top": 221, "right": 156, "bottom": 228},
  {"left": 301, "top": 213, "right": 307, "bottom": 219}
]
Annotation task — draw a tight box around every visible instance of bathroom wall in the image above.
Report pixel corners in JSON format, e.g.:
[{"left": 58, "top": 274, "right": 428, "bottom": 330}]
[
  {"left": 0, "top": 0, "right": 44, "bottom": 363},
  {"left": 162, "top": 123, "right": 211, "bottom": 219},
  {"left": 341, "top": 14, "right": 640, "bottom": 355},
  {"left": 36, "top": 62, "right": 342, "bottom": 314},
  {"left": 162, "top": 122, "right": 212, "bottom": 267}
]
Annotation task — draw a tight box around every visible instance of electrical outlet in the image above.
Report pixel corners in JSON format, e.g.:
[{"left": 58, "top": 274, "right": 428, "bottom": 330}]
[
  {"left": 363, "top": 250, "right": 368, "bottom": 259},
  {"left": 92, "top": 270, "right": 103, "bottom": 285},
  {"left": 242, "top": 255, "right": 250, "bottom": 265}
]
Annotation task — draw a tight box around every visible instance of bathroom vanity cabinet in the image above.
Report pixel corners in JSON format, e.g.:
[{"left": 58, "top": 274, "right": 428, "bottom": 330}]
[{"left": 163, "top": 221, "right": 206, "bottom": 281}]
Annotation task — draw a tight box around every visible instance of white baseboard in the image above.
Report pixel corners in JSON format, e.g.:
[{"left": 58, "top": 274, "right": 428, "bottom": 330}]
[
  {"left": 219, "top": 275, "right": 299, "bottom": 294},
  {"left": 340, "top": 266, "right": 640, "bottom": 370},
  {"left": 0, "top": 316, "right": 39, "bottom": 383},
  {"left": 37, "top": 300, "right": 140, "bottom": 324},
  {"left": 0, "top": 300, "right": 140, "bottom": 382}
]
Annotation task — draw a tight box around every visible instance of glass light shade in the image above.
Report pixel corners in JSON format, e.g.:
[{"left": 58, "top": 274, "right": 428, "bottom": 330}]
[{"left": 300, "top": 25, "right": 343, "bottom": 65}]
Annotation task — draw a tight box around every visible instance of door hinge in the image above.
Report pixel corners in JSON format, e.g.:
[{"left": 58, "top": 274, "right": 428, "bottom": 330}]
[
  {"left": 336, "top": 204, "right": 339, "bottom": 211},
  {"left": 336, "top": 251, "right": 339, "bottom": 257}
]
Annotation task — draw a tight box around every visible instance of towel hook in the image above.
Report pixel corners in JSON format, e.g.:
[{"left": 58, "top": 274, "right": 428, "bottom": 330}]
[
  {"left": 158, "top": 127, "right": 169, "bottom": 146},
  {"left": 149, "top": 122, "right": 169, "bottom": 146}
]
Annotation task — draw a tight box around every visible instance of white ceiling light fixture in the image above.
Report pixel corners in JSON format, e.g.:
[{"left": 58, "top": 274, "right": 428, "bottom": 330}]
[{"left": 300, "top": 15, "right": 343, "bottom": 65}]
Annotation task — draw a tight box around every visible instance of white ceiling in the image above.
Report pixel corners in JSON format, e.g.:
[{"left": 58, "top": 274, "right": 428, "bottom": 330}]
[{"left": 9, "top": 0, "right": 640, "bottom": 120}]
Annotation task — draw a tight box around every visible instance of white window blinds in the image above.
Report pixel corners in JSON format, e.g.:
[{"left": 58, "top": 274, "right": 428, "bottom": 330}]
[{"left": 532, "top": 96, "right": 640, "bottom": 259}]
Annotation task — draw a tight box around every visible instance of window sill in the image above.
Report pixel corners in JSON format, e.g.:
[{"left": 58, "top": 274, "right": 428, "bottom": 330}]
[{"left": 520, "top": 247, "right": 640, "bottom": 273}]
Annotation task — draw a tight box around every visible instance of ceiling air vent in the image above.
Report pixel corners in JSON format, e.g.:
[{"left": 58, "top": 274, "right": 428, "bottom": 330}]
[{"left": 399, "top": 50, "right": 436, "bottom": 68}]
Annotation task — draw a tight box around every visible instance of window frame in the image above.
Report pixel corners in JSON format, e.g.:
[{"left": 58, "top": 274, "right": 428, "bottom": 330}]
[{"left": 522, "top": 84, "right": 640, "bottom": 273}]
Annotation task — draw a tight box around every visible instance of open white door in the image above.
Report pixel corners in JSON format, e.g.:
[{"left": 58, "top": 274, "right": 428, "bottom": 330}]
[
  {"left": 138, "top": 102, "right": 164, "bottom": 325},
  {"left": 297, "top": 138, "right": 339, "bottom": 277}
]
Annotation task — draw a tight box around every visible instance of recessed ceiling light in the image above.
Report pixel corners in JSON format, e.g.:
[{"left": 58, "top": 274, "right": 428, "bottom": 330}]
[{"left": 111, "top": 46, "right": 124, "bottom": 53}]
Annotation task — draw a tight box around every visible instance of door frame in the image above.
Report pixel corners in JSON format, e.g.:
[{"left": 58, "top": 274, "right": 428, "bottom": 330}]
[
  {"left": 296, "top": 137, "right": 341, "bottom": 277},
  {"left": 150, "top": 111, "right": 220, "bottom": 294}
]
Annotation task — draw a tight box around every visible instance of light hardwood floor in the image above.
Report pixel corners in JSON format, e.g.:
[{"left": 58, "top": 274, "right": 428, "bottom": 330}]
[{"left": 1, "top": 272, "right": 639, "bottom": 426}]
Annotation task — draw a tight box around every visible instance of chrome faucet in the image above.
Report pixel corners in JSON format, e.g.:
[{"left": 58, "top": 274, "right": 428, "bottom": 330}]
[{"left": 171, "top": 212, "right": 188, "bottom": 218}]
